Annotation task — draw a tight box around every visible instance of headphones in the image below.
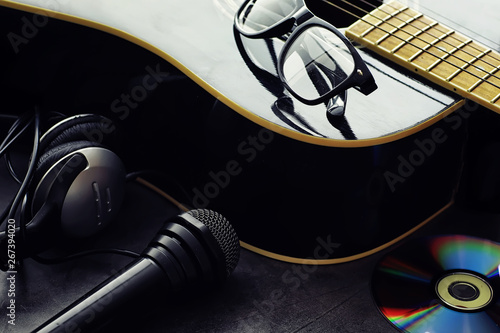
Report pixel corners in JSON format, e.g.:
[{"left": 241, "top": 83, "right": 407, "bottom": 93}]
[{"left": 1, "top": 112, "right": 126, "bottom": 268}]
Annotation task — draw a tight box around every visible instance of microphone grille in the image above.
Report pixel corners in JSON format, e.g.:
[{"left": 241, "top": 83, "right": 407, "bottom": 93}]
[{"left": 186, "top": 209, "right": 240, "bottom": 278}]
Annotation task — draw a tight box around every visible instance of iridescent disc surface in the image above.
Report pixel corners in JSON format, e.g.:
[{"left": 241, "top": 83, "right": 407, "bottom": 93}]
[{"left": 372, "top": 235, "right": 500, "bottom": 333}]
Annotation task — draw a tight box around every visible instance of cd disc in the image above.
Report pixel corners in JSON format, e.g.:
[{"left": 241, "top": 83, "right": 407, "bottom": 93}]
[{"left": 372, "top": 235, "right": 500, "bottom": 332}]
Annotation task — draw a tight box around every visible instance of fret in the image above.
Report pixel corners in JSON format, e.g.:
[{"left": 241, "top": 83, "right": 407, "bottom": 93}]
[
  {"left": 461, "top": 48, "right": 493, "bottom": 85},
  {"left": 346, "top": 0, "right": 500, "bottom": 114},
  {"left": 376, "top": 13, "right": 423, "bottom": 46},
  {"left": 467, "top": 52, "right": 496, "bottom": 92},
  {"left": 427, "top": 39, "right": 473, "bottom": 72},
  {"left": 360, "top": 4, "right": 408, "bottom": 38},
  {"left": 446, "top": 45, "right": 499, "bottom": 86},
  {"left": 447, "top": 63, "right": 471, "bottom": 82},
  {"left": 408, "top": 29, "right": 455, "bottom": 63},
  {"left": 391, "top": 21, "right": 437, "bottom": 54},
  {"left": 433, "top": 42, "right": 488, "bottom": 81},
  {"left": 492, "top": 93, "right": 500, "bottom": 104},
  {"left": 463, "top": 51, "right": 500, "bottom": 102}
]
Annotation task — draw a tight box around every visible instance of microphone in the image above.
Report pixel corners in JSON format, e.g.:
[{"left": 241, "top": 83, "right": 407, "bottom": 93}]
[{"left": 34, "top": 209, "right": 240, "bottom": 333}]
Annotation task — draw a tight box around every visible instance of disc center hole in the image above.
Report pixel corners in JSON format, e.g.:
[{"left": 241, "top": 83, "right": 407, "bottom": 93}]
[{"left": 449, "top": 281, "right": 479, "bottom": 301}]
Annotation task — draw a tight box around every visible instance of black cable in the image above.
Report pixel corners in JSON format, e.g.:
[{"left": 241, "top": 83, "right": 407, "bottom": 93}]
[
  {"left": 0, "top": 197, "right": 16, "bottom": 231},
  {"left": 0, "top": 110, "right": 38, "bottom": 225},
  {"left": 0, "top": 112, "right": 34, "bottom": 157},
  {"left": 7, "top": 109, "right": 40, "bottom": 221},
  {"left": 4, "top": 109, "right": 40, "bottom": 269},
  {"left": 4, "top": 152, "right": 21, "bottom": 184},
  {"left": 0, "top": 111, "right": 35, "bottom": 188},
  {"left": 18, "top": 110, "right": 41, "bottom": 267},
  {"left": 1, "top": 114, "right": 24, "bottom": 147},
  {"left": 31, "top": 248, "right": 140, "bottom": 265}
]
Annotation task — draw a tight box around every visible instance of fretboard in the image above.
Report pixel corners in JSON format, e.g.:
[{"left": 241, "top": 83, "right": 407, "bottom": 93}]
[{"left": 346, "top": 1, "right": 500, "bottom": 114}]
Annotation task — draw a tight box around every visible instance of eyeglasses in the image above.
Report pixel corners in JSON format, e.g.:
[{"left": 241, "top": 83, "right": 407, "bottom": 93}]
[{"left": 234, "top": 0, "right": 377, "bottom": 106}]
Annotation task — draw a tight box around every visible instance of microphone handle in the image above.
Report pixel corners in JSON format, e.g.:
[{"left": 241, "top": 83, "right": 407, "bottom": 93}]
[
  {"left": 34, "top": 258, "right": 167, "bottom": 333},
  {"left": 33, "top": 213, "right": 226, "bottom": 332}
]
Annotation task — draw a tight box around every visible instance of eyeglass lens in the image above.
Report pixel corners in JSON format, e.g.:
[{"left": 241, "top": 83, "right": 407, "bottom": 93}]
[
  {"left": 237, "top": 0, "right": 298, "bottom": 34},
  {"left": 281, "top": 26, "right": 355, "bottom": 101}
]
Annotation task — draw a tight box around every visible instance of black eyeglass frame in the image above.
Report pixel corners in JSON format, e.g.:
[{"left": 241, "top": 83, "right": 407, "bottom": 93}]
[{"left": 234, "top": 0, "right": 377, "bottom": 105}]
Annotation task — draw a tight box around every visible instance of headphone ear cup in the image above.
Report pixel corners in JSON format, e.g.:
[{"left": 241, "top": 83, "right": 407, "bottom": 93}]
[
  {"left": 29, "top": 140, "right": 126, "bottom": 238},
  {"left": 35, "top": 140, "right": 101, "bottom": 187},
  {"left": 40, "top": 114, "right": 117, "bottom": 152}
]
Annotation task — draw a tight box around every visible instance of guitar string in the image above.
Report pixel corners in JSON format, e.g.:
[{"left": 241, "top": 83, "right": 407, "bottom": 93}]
[
  {"left": 321, "top": 0, "right": 500, "bottom": 94},
  {"left": 340, "top": 0, "right": 500, "bottom": 95},
  {"left": 324, "top": 0, "right": 484, "bottom": 74},
  {"left": 389, "top": 0, "right": 500, "bottom": 51},
  {"left": 331, "top": 0, "right": 500, "bottom": 91},
  {"left": 366, "top": 0, "right": 500, "bottom": 55},
  {"left": 364, "top": 0, "right": 500, "bottom": 95},
  {"left": 364, "top": 0, "right": 500, "bottom": 76}
]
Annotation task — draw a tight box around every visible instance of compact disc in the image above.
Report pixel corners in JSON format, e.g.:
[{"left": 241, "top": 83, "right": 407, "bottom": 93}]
[{"left": 372, "top": 235, "right": 500, "bottom": 332}]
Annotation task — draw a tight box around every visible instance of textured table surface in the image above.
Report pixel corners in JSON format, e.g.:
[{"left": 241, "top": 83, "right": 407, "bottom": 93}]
[{"left": 0, "top": 0, "right": 500, "bottom": 332}]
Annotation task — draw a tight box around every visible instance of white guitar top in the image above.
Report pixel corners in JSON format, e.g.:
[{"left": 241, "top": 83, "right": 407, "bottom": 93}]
[{"left": 0, "top": 0, "right": 462, "bottom": 146}]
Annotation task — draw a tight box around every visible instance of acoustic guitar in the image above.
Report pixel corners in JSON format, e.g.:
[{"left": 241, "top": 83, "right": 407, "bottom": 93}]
[{"left": 0, "top": 0, "right": 497, "bottom": 264}]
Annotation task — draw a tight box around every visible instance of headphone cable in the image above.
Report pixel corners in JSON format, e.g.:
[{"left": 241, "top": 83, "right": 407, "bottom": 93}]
[
  {"left": 0, "top": 110, "right": 38, "bottom": 223},
  {"left": 8, "top": 109, "right": 40, "bottom": 220},
  {"left": 8, "top": 109, "right": 40, "bottom": 269},
  {"left": 0, "top": 111, "right": 34, "bottom": 157},
  {"left": 31, "top": 248, "right": 140, "bottom": 265}
]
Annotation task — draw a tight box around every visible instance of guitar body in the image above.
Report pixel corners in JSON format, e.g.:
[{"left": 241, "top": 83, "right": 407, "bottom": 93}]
[
  {"left": 203, "top": 101, "right": 467, "bottom": 262},
  {"left": 0, "top": 0, "right": 473, "bottom": 263}
]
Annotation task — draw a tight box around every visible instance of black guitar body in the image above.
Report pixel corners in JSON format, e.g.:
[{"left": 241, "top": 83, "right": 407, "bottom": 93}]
[{"left": 200, "top": 103, "right": 465, "bottom": 261}]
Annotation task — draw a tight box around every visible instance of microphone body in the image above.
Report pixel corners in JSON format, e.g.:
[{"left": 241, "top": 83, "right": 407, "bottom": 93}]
[
  {"left": 36, "top": 258, "right": 166, "bottom": 333},
  {"left": 34, "top": 210, "right": 240, "bottom": 333}
]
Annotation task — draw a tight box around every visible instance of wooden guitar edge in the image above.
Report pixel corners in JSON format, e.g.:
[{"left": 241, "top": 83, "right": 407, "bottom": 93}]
[
  {"left": 0, "top": 0, "right": 465, "bottom": 148},
  {"left": 240, "top": 200, "right": 454, "bottom": 265}
]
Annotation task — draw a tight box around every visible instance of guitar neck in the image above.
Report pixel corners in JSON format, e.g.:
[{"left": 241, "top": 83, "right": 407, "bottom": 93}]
[{"left": 346, "top": 0, "right": 500, "bottom": 114}]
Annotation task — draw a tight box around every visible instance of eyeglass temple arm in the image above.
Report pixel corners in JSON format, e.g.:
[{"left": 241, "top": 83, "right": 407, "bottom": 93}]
[{"left": 356, "top": 76, "right": 377, "bottom": 95}]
